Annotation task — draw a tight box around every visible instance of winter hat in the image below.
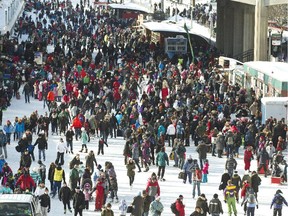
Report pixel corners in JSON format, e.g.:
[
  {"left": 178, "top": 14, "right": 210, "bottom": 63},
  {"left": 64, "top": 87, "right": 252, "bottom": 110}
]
[
  {"left": 213, "top": 194, "right": 218, "bottom": 199},
  {"left": 106, "top": 203, "right": 112, "bottom": 208},
  {"left": 81, "top": 127, "right": 85, "bottom": 131},
  {"left": 276, "top": 189, "right": 283, "bottom": 194},
  {"left": 179, "top": 195, "right": 184, "bottom": 199}
]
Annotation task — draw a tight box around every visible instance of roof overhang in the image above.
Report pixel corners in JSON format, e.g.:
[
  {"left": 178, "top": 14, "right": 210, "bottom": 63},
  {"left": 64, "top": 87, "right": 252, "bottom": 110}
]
[{"left": 108, "top": 3, "right": 150, "bottom": 14}]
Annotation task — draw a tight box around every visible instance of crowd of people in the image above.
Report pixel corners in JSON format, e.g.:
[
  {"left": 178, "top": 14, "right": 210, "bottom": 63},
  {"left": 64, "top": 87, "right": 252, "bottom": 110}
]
[{"left": 0, "top": 0, "right": 287, "bottom": 216}]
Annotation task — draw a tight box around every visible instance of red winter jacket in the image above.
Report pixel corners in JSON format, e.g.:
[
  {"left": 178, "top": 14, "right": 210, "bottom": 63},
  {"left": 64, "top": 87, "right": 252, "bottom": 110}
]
[
  {"left": 145, "top": 178, "right": 160, "bottom": 197},
  {"left": 16, "top": 174, "right": 36, "bottom": 191},
  {"left": 72, "top": 117, "right": 82, "bottom": 129},
  {"left": 175, "top": 199, "right": 185, "bottom": 216}
]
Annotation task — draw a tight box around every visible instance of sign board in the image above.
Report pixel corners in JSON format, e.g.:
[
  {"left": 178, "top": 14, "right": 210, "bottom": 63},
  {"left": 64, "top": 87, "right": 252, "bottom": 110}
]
[
  {"left": 271, "top": 34, "right": 281, "bottom": 46},
  {"left": 165, "top": 36, "right": 187, "bottom": 54}
]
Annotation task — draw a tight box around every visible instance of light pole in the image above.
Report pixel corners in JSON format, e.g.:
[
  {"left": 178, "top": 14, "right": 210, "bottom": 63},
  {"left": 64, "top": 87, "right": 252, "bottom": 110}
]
[
  {"left": 190, "top": 0, "right": 194, "bottom": 29},
  {"left": 268, "top": 28, "right": 272, "bottom": 61},
  {"left": 280, "top": 28, "right": 283, "bottom": 61}
]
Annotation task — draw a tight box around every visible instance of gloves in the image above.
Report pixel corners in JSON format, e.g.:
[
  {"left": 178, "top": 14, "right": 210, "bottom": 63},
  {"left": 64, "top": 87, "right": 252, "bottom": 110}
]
[
  {"left": 48, "top": 209, "right": 50, "bottom": 213},
  {"left": 256, "top": 205, "right": 258, "bottom": 209},
  {"left": 224, "top": 200, "right": 227, "bottom": 203},
  {"left": 270, "top": 206, "right": 272, "bottom": 209}
]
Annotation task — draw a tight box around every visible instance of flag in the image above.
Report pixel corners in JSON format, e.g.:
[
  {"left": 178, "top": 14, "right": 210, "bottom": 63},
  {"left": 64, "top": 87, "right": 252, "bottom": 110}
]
[{"left": 184, "top": 23, "right": 194, "bottom": 64}]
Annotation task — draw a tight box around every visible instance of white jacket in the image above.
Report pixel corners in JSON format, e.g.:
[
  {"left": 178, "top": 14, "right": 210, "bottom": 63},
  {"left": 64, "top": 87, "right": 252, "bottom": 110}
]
[
  {"left": 166, "top": 124, "right": 176, "bottom": 135},
  {"left": 57, "top": 142, "right": 67, "bottom": 153}
]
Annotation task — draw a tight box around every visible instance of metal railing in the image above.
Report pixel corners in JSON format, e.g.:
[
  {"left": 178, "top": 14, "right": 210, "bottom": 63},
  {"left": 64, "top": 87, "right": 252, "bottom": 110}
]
[{"left": 233, "top": 49, "right": 254, "bottom": 63}]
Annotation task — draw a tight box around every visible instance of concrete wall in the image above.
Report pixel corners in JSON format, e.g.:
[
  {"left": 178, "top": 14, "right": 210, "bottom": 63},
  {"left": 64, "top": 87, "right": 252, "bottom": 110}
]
[{"left": 216, "top": 0, "right": 255, "bottom": 59}]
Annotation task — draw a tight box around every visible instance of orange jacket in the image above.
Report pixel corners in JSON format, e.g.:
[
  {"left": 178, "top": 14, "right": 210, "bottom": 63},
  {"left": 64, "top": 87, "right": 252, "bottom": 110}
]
[
  {"left": 72, "top": 117, "right": 82, "bottom": 129},
  {"left": 47, "top": 91, "right": 55, "bottom": 101}
]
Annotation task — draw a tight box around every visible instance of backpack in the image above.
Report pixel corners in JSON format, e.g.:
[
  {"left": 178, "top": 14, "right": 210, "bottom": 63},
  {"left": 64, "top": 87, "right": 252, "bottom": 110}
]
[
  {"left": 227, "top": 136, "right": 234, "bottom": 145},
  {"left": 170, "top": 202, "right": 179, "bottom": 215},
  {"left": 275, "top": 196, "right": 283, "bottom": 205},
  {"left": 247, "top": 194, "right": 256, "bottom": 204}
]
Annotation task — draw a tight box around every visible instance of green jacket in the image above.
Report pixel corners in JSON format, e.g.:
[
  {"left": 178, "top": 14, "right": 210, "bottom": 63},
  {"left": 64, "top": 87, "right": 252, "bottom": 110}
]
[
  {"left": 156, "top": 151, "right": 169, "bottom": 167},
  {"left": 126, "top": 162, "right": 136, "bottom": 177}
]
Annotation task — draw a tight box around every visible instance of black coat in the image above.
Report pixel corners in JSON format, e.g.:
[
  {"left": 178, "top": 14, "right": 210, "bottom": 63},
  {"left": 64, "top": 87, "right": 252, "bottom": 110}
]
[
  {"left": 196, "top": 196, "right": 209, "bottom": 216},
  {"left": 219, "top": 172, "right": 230, "bottom": 190},
  {"left": 34, "top": 135, "right": 48, "bottom": 150},
  {"left": 73, "top": 190, "right": 85, "bottom": 209},
  {"left": 59, "top": 186, "right": 72, "bottom": 202},
  {"left": 39, "top": 193, "right": 51, "bottom": 208},
  {"left": 250, "top": 173, "right": 261, "bottom": 193}
]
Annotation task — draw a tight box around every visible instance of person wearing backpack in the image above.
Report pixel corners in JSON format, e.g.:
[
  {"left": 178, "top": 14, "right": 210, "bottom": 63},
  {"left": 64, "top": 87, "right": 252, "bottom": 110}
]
[
  {"left": 209, "top": 193, "right": 224, "bottom": 216},
  {"left": 174, "top": 195, "right": 185, "bottom": 216},
  {"left": 241, "top": 188, "right": 258, "bottom": 216},
  {"left": 270, "top": 189, "right": 288, "bottom": 216}
]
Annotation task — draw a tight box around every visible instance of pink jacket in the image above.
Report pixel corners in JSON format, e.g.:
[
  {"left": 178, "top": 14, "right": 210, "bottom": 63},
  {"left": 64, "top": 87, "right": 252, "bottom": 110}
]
[{"left": 202, "top": 163, "right": 209, "bottom": 174}]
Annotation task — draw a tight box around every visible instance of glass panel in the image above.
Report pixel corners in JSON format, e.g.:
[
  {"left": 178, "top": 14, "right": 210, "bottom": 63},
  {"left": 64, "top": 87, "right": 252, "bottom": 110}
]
[{"left": 0, "top": 203, "right": 32, "bottom": 216}]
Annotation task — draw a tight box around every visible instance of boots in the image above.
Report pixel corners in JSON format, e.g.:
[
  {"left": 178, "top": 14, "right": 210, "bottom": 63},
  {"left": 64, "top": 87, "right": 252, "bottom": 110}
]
[
  {"left": 79, "top": 149, "right": 83, "bottom": 152},
  {"left": 85, "top": 148, "right": 88, "bottom": 153}
]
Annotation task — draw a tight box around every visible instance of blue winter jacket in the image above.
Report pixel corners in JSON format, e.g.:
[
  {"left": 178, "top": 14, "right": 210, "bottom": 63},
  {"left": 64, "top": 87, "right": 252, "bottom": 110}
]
[
  {"left": 3, "top": 124, "right": 14, "bottom": 134},
  {"left": 15, "top": 122, "right": 25, "bottom": 133},
  {"left": 271, "top": 194, "right": 288, "bottom": 209}
]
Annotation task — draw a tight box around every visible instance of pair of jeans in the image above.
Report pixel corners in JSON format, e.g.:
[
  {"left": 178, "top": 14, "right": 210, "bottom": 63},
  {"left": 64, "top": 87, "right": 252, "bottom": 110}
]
[
  {"left": 5, "top": 133, "right": 11, "bottom": 144},
  {"left": 192, "top": 181, "right": 201, "bottom": 198},
  {"left": 247, "top": 207, "right": 255, "bottom": 216},
  {"left": 184, "top": 171, "right": 192, "bottom": 184},
  {"left": 39, "top": 149, "right": 46, "bottom": 161},
  {"left": 67, "top": 141, "right": 73, "bottom": 152},
  {"left": 53, "top": 181, "right": 62, "bottom": 196}
]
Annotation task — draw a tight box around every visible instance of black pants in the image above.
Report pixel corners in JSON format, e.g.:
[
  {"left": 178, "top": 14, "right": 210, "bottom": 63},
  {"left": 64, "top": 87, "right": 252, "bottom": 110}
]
[
  {"left": 157, "top": 166, "right": 166, "bottom": 179},
  {"left": 74, "top": 208, "right": 83, "bottom": 216},
  {"left": 273, "top": 208, "right": 282, "bottom": 216},
  {"left": 129, "top": 176, "right": 134, "bottom": 186},
  {"left": 85, "top": 200, "right": 89, "bottom": 210},
  {"left": 134, "top": 159, "right": 141, "bottom": 172},
  {"left": 55, "top": 152, "right": 64, "bottom": 165},
  {"left": 24, "top": 93, "right": 30, "bottom": 103},
  {"left": 63, "top": 200, "right": 71, "bottom": 210},
  {"left": 167, "top": 135, "right": 175, "bottom": 147},
  {"left": 98, "top": 145, "right": 104, "bottom": 155}
]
